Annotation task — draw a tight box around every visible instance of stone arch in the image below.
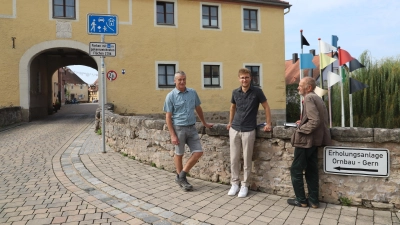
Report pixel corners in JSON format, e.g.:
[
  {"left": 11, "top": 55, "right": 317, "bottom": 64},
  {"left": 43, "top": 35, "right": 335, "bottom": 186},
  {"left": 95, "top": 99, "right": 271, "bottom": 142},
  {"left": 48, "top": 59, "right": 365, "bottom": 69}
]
[{"left": 19, "top": 40, "right": 100, "bottom": 121}]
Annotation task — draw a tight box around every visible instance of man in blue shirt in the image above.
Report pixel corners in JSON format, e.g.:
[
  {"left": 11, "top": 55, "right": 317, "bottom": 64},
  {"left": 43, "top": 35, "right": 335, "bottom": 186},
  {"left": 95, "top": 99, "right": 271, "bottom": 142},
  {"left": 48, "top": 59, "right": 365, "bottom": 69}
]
[
  {"left": 163, "top": 71, "right": 213, "bottom": 191},
  {"left": 227, "top": 68, "right": 272, "bottom": 197}
]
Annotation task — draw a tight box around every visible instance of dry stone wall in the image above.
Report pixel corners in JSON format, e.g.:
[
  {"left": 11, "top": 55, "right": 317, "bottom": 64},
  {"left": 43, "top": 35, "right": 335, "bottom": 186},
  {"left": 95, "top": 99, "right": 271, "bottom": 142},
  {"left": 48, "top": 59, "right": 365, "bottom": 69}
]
[{"left": 99, "top": 110, "right": 400, "bottom": 210}]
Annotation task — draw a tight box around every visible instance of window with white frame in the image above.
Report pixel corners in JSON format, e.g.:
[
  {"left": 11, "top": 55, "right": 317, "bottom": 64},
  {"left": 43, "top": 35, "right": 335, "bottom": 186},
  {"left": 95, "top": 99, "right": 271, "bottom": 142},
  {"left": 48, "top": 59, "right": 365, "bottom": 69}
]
[
  {"left": 201, "top": 4, "right": 219, "bottom": 28},
  {"left": 242, "top": 6, "right": 260, "bottom": 32},
  {"left": 245, "top": 65, "right": 261, "bottom": 87},
  {"left": 156, "top": 1, "right": 175, "bottom": 25},
  {"left": 53, "top": 0, "right": 76, "bottom": 19},
  {"left": 203, "top": 64, "right": 221, "bottom": 88},
  {"left": 157, "top": 64, "right": 176, "bottom": 88}
]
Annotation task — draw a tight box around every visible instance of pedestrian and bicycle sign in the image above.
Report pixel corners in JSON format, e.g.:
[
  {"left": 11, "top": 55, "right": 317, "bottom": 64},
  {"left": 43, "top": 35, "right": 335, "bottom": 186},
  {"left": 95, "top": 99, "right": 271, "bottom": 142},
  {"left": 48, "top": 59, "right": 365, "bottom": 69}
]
[
  {"left": 324, "top": 146, "right": 389, "bottom": 177},
  {"left": 107, "top": 70, "right": 117, "bottom": 81},
  {"left": 89, "top": 42, "right": 116, "bottom": 57},
  {"left": 87, "top": 14, "right": 118, "bottom": 35}
]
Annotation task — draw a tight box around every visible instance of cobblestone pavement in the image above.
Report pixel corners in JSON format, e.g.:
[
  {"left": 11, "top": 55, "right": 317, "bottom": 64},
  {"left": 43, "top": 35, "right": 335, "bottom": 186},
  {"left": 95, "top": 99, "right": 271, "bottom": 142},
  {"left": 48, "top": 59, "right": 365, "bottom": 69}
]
[{"left": 1, "top": 104, "right": 399, "bottom": 225}]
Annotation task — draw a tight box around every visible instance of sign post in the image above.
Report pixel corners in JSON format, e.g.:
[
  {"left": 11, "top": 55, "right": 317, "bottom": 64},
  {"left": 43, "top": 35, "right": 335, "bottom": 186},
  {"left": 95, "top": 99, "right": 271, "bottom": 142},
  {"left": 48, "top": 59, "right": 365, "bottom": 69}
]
[
  {"left": 324, "top": 146, "right": 390, "bottom": 177},
  {"left": 87, "top": 14, "right": 118, "bottom": 153}
]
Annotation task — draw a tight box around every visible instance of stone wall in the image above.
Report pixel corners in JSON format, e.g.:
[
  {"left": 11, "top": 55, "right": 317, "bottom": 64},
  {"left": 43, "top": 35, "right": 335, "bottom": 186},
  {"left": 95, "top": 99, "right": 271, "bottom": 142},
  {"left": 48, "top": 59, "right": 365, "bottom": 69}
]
[
  {"left": 99, "top": 110, "right": 400, "bottom": 210},
  {"left": 0, "top": 107, "right": 22, "bottom": 128}
]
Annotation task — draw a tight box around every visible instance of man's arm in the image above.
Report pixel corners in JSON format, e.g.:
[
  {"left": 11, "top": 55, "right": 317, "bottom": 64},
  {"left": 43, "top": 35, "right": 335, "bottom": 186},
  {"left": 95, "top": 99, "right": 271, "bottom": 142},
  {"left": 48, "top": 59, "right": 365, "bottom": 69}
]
[
  {"left": 299, "top": 96, "right": 320, "bottom": 134},
  {"left": 166, "top": 112, "right": 179, "bottom": 145},
  {"left": 227, "top": 103, "right": 236, "bottom": 130},
  {"left": 261, "top": 101, "right": 272, "bottom": 132},
  {"left": 195, "top": 105, "right": 213, "bottom": 128}
]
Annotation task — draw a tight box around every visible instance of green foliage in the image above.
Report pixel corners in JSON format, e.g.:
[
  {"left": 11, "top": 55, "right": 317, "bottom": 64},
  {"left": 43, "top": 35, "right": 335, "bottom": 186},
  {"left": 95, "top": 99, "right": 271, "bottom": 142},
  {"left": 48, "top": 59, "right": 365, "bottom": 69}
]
[
  {"left": 286, "top": 83, "right": 300, "bottom": 122},
  {"left": 331, "top": 51, "right": 400, "bottom": 128},
  {"left": 130, "top": 156, "right": 136, "bottom": 160},
  {"left": 339, "top": 196, "right": 352, "bottom": 206},
  {"left": 151, "top": 162, "right": 156, "bottom": 167},
  {"left": 96, "top": 129, "right": 102, "bottom": 135},
  {"left": 122, "top": 152, "right": 128, "bottom": 157}
]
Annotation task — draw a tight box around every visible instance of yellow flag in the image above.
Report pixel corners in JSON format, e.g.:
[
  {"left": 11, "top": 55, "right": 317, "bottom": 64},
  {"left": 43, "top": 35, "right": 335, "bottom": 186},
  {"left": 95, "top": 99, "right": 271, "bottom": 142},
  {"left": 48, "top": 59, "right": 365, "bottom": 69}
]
[
  {"left": 320, "top": 53, "right": 337, "bottom": 70},
  {"left": 315, "top": 86, "right": 328, "bottom": 97}
]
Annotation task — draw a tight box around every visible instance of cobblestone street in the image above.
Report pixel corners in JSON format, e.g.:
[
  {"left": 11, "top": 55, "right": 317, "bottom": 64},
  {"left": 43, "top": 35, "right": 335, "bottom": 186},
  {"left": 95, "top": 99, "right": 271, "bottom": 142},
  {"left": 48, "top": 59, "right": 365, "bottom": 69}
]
[{"left": 0, "top": 104, "right": 399, "bottom": 225}]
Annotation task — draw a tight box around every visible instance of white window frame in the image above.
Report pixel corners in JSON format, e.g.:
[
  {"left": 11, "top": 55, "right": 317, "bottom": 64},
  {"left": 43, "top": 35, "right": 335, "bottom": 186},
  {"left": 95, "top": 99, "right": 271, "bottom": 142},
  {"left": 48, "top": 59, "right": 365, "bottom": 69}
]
[
  {"left": 201, "top": 62, "right": 223, "bottom": 89},
  {"left": 154, "top": 0, "right": 178, "bottom": 28},
  {"left": 155, "top": 61, "right": 179, "bottom": 90},
  {"left": 243, "top": 63, "right": 263, "bottom": 87},
  {"left": 0, "top": 0, "right": 16, "bottom": 18},
  {"left": 200, "top": 2, "right": 222, "bottom": 31},
  {"left": 241, "top": 5, "right": 261, "bottom": 33}
]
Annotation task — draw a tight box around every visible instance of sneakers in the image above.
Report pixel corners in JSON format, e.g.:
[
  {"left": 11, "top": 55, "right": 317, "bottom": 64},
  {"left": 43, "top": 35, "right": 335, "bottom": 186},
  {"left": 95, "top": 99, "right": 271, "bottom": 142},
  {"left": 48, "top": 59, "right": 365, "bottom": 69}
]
[
  {"left": 307, "top": 199, "right": 319, "bottom": 208},
  {"left": 175, "top": 175, "right": 193, "bottom": 191},
  {"left": 287, "top": 198, "right": 308, "bottom": 207},
  {"left": 227, "top": 184, "right": 239, "bottom": 196},
  {"left": 238, "top": 186, "right": 248, "bottom": 198}
]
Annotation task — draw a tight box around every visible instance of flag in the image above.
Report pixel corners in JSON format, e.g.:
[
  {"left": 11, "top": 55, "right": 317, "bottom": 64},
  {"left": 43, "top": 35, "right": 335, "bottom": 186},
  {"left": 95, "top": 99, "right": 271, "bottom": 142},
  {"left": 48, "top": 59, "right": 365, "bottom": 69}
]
[
  {"left": 300, "top": 53, "right": 316, "bottom": 69},
  {"left": 315, "top": 86, "right": 328, "bottom": 97},
  {"left": 341, "top": 66, "right": 347, "bottom": 83},
  {"left": 327, "top": 71, "right": 341, "bottom": 87},
  {"left": 338, "top": 48, "right": 353, "bottom": 66},
  {"left": 349, "top": 58, "right": 365, "bottom": 72},
  {"left": 349, "top": 78, "right": 368, "bottom": 94},
  {"left": 319, "top": 40, "right": 336, "bottom": 53},
  {"left": 301, "top": 33, "right": 310, "bottom": 47},
  {"left": 332, "top": 35, "right": 339, "bottom": 48},
  {"left": 320, "top": 53, "right": 337, "bottom": 70}
]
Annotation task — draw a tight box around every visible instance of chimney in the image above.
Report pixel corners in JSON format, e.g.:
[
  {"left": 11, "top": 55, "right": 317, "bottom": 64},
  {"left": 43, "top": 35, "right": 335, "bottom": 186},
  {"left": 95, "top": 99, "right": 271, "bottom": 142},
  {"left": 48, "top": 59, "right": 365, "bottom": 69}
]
[
  {"left": 292, "top": 53, "right": 298, "bottom": 64},
  {"left": 310, "top": 49, "right": 315, "bottom": 56},
  {"left": 309, "top": 49, "right": 315, "bottom": 77}
]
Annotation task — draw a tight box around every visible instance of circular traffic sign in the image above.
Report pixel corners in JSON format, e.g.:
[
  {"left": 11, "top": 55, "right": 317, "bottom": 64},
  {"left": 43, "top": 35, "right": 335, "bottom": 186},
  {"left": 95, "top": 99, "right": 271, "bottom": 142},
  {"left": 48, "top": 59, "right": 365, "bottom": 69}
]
[{"left": 107, "top": 70, "right": 117, "bottom": 81}]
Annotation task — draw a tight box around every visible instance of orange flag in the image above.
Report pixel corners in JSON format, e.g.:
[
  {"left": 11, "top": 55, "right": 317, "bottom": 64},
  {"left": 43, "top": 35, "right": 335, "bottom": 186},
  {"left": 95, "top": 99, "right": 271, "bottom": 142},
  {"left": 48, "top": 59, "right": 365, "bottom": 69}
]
[{"left": 338, "top": 48, "right": 353, "bottom": 66}]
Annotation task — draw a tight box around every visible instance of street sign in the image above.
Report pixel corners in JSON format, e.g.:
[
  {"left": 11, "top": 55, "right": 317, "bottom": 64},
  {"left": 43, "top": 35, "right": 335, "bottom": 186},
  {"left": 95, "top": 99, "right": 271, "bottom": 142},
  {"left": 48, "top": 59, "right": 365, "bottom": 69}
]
[
  {"left": 107, "top": 70, "right": 117, "bottom": 81},
  {"left": 87, "top": 14, "right": 118, "bottom": 35},
  {"left": 324, "top": 146, "right": 389, "bottom": 177},
  {"left": 89, "top": 42, "right": 116, "bottom": 57}
]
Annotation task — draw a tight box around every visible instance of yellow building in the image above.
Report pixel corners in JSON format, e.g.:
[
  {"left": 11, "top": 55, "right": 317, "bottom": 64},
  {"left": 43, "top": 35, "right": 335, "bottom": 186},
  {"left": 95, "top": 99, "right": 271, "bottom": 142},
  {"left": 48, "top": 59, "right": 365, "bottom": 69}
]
[{"left": 0, "top": 0, "right": 291, "bottom": 122}]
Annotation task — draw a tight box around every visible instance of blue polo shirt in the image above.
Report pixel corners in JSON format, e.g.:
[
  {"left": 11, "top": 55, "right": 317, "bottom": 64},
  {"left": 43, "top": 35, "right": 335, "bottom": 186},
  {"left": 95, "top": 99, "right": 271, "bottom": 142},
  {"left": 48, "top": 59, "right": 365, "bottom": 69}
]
[
  {"left": 163, "top": 87, "right": 201, "bottom": 126},
  {"left": 231, "top": 86, "right": 267, "bottom": 132}
]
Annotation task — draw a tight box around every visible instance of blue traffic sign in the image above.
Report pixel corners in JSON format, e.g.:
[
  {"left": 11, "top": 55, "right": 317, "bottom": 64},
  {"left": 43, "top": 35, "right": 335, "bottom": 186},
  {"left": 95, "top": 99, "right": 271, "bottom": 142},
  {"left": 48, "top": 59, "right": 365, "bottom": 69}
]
[{"left": 87, "top": 14, "right": 118, "bottom": 35}]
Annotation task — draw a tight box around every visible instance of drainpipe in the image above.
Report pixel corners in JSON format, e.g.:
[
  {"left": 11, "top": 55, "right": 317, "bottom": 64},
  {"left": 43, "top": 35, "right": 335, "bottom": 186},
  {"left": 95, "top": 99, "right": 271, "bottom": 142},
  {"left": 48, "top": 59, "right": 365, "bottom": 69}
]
[{"left": 284, "top": 7, "right": 290, "bottom": 15}]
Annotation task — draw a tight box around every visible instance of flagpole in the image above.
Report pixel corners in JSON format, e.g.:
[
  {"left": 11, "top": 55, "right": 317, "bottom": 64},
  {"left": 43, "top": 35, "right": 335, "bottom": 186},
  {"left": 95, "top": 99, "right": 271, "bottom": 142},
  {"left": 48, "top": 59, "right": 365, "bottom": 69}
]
[
  {"left": 318, "top": 38, "right": 323, "bottom": 89},
  {"left": 338, "top": 47, "right": 345, "bottom": 127},
  {"left": 329, "top": 50, "right": 334, "bottom": 128},
  {"left": 300, "top": 30, "right": 305, "bottom": 114},
  {"left": 349, "top": 72, "right": 353, "bottom": 127}
]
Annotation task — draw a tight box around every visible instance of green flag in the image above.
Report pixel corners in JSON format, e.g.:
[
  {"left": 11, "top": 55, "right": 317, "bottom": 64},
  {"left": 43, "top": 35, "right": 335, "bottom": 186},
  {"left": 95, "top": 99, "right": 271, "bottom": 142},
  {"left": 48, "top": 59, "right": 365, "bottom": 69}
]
[{"left": 341, "top": 66, "right": 347, "bottom": 83}]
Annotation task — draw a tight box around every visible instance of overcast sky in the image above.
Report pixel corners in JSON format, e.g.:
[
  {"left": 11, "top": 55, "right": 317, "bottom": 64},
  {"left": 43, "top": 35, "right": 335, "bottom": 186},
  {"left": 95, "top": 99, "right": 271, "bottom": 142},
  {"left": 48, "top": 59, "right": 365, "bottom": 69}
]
[{"left": 284, "top": 0, "right": 400, "bottom": 61}]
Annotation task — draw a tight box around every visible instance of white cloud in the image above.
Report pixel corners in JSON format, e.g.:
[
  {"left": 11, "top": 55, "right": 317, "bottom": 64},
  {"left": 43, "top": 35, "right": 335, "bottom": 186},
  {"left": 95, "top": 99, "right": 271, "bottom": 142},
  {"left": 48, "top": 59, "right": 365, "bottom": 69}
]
[{"left": 68, "top": 65, "right": 98, "bottom": 84}]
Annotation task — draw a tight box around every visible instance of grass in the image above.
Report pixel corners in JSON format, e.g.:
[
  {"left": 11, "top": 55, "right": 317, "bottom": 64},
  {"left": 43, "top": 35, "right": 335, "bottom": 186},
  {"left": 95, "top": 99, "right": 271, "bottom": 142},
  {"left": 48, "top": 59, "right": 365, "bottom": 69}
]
[
  {"left": 96, "top": 129, "right": 102, "bottom": 135},
  {"left": 339, "top": 196, "right": 352, "bottom": 206}
]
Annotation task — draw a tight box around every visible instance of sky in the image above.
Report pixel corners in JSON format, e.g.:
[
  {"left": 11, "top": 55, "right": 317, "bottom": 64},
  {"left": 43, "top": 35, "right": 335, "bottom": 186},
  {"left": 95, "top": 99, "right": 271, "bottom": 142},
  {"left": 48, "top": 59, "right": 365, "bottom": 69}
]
[
  {"left": 284, "top": 0, "right": 400, "bottom": 61},
  {"left": 68, "top": 65, "right": 98, "bottom": 85},
  {"left": 70, "top": 1, "right": 400, "bottom": 82}
]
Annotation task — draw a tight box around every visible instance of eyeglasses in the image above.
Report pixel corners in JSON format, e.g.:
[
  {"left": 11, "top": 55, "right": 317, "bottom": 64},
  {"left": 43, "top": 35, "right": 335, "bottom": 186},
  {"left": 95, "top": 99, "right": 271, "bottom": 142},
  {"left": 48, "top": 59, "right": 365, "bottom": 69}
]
[{"left": 240, "top": 76, "right": 251, "bottom": 80}]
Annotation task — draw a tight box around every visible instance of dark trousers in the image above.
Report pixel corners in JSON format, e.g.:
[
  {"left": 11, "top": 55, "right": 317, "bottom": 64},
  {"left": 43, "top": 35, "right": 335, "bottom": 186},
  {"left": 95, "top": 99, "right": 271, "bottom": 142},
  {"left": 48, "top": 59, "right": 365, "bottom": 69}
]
[{"left": 290, "top": 146, "right": 319, "bottom": 204}]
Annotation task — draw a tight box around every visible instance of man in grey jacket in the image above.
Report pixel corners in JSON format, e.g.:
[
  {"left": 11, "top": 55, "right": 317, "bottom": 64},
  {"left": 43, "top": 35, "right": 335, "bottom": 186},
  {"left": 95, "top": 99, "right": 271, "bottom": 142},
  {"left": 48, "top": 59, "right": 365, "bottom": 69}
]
[{"left": 287, "top": 77, "right": 331, "bottom": 208}]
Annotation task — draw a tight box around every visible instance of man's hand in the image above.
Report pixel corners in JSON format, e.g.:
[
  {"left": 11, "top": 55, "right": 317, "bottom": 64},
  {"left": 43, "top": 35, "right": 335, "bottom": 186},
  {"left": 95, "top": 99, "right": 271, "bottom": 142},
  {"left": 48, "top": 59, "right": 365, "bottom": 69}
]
[
  {"left": 171, "top": 135, "right": 179, "bottom": 145},
  {"left": 263, "top": 123, "right": 272, "bottom": 132},
  {"left": 226, "top": 123, "right": 231, "bottom": 130},
  {"left": 204, "top": 123, "right": 213, "bottom": 129}
]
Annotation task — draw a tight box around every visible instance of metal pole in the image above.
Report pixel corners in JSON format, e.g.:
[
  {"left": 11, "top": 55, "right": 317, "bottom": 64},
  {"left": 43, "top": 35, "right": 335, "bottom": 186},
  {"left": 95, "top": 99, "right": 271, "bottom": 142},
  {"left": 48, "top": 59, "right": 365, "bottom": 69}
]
[{"left": 101, "top": 34, "right": 106, "bottom": 153}]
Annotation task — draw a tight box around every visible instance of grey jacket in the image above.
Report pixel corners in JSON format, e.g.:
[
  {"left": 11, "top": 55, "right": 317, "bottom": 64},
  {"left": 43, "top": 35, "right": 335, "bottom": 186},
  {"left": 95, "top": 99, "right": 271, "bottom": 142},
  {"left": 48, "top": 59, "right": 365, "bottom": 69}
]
[{"left": 293, "top": 92, "right": 331, "bottom": 148}]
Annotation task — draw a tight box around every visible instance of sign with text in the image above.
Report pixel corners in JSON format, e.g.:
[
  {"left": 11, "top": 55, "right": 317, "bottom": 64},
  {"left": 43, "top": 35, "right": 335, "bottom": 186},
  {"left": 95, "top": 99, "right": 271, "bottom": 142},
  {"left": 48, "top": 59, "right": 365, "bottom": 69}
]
[
  {"left": 324, "top": 146, "right": 389, "bottom": 177},
  {"left": 87, "top": 14, "right": 118, "bottom": 35},
  {"left": 89, "top": 42, "right": 116, "bottom": 57}
]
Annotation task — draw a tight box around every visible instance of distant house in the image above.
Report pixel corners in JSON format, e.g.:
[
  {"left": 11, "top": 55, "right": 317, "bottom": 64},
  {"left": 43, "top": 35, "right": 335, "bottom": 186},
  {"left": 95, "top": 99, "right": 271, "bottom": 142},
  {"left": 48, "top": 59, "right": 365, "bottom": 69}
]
[
  {"left": 88, "top": 79, "right": 99, "bottom": 103},
  {"left": 53, "top": 67, "right": 88, "bottom": 103}
]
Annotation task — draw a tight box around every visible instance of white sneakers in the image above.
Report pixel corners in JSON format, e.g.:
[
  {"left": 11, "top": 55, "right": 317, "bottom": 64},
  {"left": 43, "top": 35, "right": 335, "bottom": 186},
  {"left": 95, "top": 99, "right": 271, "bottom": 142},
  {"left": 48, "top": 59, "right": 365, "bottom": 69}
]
[
  {"left": 238, "top": 186, "right": 248, "bottom": 198},
  {"left": 227, "top": 184, "right": 248, "bottom": 198},
  {"left": 227, "top": 184, "right": 239, "bottom": 196}
]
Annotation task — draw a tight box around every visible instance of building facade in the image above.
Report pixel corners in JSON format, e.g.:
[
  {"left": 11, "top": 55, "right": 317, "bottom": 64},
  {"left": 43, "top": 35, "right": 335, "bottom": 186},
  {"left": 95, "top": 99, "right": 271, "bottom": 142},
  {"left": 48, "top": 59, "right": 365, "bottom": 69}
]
[{"left": 0, "top": 0, "right": 291, "bottom": 121}]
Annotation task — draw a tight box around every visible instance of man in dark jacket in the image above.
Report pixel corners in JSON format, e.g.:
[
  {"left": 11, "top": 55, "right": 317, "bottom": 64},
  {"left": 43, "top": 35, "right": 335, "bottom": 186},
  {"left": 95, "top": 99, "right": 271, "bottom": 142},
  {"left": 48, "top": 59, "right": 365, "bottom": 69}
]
[{"left": 287, "top": 77, "right": 331, "bottom": 208}]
